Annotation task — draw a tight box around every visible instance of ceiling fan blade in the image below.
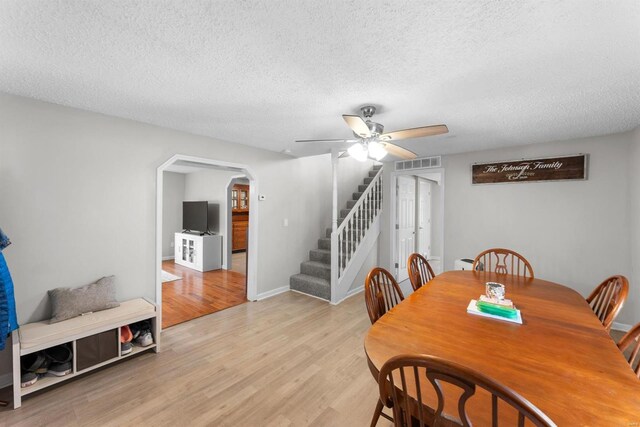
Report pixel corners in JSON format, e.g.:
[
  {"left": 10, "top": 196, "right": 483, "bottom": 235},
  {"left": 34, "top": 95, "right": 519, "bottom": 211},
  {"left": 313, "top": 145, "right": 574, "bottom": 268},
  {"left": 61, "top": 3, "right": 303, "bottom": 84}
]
[
  {"left": 342, "top": 115, "right": 371, "bottom": 138},
  {"left": 295, "top": 138, "right": 358, "bottom": 144},
  {"left": 382, "top": 142, "right": 417, "bottom": 159},
  {"left": 380, "top": 124, "right": 448, "bottom": 141}
]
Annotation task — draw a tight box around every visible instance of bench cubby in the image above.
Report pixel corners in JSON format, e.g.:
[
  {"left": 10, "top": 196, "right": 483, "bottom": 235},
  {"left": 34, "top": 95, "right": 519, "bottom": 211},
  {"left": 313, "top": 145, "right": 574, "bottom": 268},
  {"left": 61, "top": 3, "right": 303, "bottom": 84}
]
[{"left": 11, "top": 298, "right": 159, "bottom": 408}]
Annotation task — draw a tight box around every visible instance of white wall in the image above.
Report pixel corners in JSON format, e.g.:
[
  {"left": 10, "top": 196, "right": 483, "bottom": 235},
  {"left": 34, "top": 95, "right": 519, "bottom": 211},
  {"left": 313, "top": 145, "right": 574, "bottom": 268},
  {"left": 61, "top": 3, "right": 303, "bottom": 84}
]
[
  {"left": 348, "top": 241, "right": 379, "bottom": 292},
  {"left": 630, "top": 127, "right": 640, "bottom": 328},
  {"left": 378, "top": 166, "right": 395, "bottom": 273},
  {"left": 0, "top": 346, "right": 11, "bottom": 387},
  {"left": 379, "top": 131, "right": 637, "bottom": 325},
  {"left": 0, "top": 92, "right": 338, "bottom": 325},
  {"left": 183, "top": 168, "right": 239, "bottom": 268},
  {"left": 161, "top": 172, "right": 185, "bottom": 258},
  {"left": 425, "top": 174, "right": 444, "bottom": 267},
  {"left": 443, "top": 132, "right": 635, "bottom": 324},
  {"left": 0, "top": 92, "right": 381, "bottom": 327}
]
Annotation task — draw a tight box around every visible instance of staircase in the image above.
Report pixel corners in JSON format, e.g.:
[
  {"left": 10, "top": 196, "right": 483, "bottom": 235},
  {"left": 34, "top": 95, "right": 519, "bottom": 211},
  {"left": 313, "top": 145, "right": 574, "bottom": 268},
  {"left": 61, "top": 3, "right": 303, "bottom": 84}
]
[{"left": 290, "top": 164, "right": 382, "bottom": 301}]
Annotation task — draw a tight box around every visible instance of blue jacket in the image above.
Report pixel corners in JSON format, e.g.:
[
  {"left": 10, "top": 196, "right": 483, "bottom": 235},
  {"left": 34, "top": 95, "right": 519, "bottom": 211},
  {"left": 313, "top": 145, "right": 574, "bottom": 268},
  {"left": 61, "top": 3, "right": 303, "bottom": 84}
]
[
  {"left": 0, "top": 227, "right": 10, "bottom": 251},
  {"left": 0, "top": 227, "right": 17, "bottom": 350},
  {"left": 0, "top": 257, "right": 7, "bottom": 350}
]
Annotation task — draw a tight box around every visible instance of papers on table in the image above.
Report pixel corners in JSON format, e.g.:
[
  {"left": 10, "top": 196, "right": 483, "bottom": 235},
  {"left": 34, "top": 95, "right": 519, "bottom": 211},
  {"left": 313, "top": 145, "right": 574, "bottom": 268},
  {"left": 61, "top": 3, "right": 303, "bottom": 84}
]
[{"left": 467, "top": 299, "right": 523, "bottom": 325}]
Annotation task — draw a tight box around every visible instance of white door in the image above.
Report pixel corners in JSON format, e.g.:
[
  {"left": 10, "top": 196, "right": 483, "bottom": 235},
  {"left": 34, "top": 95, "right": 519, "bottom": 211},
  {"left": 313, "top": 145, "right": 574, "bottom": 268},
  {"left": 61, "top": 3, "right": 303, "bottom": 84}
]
[
  {"left": 417, "top": 179, "right": 432, "bottom": 259},
  {"left": 397, "top": 176, "right": 416, "bottom": 282}
]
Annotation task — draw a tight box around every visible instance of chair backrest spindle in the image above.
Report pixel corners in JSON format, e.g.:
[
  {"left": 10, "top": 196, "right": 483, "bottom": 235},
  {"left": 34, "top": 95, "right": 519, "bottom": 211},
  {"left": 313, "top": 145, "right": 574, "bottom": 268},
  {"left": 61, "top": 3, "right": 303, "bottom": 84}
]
[
  {"left": 378, "top": 354, "right": 556, "bottom": 427},
  {"left": 618, "top": 323, "right": 640, "bottom": 377},
  {"left": 586, "top": 275, "right": 629, "bottom": 331},
  {"left": 364, "top": 267, "right": 404, "bottom": 324},
  {"left": 472, "top": 248, "right": 534, "bottom": 278},
  {"left": 407, "top": 253, "right": 436, "bottom": 291}
]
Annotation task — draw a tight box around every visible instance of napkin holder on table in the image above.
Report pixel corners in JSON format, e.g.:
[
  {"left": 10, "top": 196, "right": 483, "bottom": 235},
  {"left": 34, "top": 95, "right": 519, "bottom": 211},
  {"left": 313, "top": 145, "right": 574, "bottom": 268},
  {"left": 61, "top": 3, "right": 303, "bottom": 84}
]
[{"left": 467, "top": 299, "right": 523, "bottom": 325}]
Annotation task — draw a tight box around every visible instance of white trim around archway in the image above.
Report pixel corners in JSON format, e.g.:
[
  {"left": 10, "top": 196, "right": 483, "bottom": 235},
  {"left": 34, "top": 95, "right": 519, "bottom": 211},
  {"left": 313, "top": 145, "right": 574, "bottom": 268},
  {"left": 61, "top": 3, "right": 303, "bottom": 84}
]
[{"left": 155, "top": 154, "right": 259, "bottom": 333}]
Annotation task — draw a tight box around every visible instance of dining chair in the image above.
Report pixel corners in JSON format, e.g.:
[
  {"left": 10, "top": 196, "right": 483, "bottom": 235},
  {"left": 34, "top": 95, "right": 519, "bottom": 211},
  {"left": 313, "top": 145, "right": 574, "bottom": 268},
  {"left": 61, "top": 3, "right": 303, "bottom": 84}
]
[
  {"left": 407, "top": 253, "right": 436, "bottom": 292},
  {"left": 377, "top": 354, "right": 556, "bottom": 427},
  {"left": 586, "top": 275, "right": 629, "bottom": 331},
  {"left": 618, "top": 323, "right": 640, "bottom": 378},
  {"left": 472, "top": 248, "right": 534, "bottom": 278},
  {"left": 364, "top": 267, "right": 405, "bottom": 325},
  {"left": 364, "top": 267, "right": 404, "bottom": 427}
]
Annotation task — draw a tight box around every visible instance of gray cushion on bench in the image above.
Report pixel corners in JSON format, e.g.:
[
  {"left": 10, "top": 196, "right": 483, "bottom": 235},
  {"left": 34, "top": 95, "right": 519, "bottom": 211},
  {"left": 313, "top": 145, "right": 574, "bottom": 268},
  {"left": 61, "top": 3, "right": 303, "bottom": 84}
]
[{"left": 48, "top": 276, "right": 120, "bottom": 324}]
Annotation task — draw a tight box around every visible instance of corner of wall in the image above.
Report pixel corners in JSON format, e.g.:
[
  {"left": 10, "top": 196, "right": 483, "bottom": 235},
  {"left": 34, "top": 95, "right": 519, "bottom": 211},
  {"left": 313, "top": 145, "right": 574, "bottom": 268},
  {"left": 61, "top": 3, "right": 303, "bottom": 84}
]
[{"left": 628, "top": 127, "right": 640, "bottom": 326}]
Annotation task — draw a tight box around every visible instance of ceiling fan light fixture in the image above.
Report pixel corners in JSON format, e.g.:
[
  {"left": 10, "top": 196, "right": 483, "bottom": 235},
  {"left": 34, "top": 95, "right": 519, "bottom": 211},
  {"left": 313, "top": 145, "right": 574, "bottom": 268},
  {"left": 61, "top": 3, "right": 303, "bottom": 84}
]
[
  {"left": 368, "top": 140, "right": 387, "bottom": 161},
  {"left": 347, "top": 142, "right": 368, "bottom": 162},
  {"left": 296, "top": 104, "right": 446, "bottom": 161}
]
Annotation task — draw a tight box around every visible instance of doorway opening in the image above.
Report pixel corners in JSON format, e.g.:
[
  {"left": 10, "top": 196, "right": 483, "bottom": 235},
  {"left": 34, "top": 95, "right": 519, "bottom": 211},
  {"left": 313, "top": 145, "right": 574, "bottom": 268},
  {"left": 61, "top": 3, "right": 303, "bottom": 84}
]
[
  {"left": 227, "top": 177, "right": 250, "bottom": 276},
  {"left": 155, "top": 155, "right": 258, "bottom": 331},
  {"left": 392, "top": 169, "right": 444, "bottom": 288}
]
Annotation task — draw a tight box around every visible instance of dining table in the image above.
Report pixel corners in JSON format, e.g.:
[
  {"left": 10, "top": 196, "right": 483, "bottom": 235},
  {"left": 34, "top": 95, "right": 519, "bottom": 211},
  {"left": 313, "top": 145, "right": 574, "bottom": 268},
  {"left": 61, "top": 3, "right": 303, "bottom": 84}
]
[{"left": 364, "top": 270, "right": 640, "bottom": 425}]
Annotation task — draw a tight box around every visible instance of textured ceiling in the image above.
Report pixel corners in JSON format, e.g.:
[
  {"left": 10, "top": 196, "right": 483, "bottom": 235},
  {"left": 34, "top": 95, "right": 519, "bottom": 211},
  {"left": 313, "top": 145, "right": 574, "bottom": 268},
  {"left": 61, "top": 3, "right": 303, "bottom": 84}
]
[{"left": 1, "top": 1, "right": 639, "bottom": 157}]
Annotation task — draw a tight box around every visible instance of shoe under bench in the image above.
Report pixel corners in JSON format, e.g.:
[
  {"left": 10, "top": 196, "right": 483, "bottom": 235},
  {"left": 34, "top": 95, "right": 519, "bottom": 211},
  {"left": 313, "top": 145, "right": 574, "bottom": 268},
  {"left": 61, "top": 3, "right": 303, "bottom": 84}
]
[{"left": 11, "top": 298, "right": 159, "bottom": 409}]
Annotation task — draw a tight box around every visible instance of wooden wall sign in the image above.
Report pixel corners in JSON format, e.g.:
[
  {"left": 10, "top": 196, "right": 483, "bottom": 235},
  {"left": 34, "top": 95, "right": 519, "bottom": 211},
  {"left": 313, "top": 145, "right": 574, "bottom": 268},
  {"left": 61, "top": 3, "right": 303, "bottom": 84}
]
[{"left": 472, "top": 154, "right": 587, "bottom": 184}]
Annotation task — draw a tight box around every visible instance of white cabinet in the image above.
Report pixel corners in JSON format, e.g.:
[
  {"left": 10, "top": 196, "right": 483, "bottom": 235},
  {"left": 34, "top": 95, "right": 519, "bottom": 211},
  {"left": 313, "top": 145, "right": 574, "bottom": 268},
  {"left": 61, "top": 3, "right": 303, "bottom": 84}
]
[{"left": 174, "top": 233, "right": 222, "bottom": 272}]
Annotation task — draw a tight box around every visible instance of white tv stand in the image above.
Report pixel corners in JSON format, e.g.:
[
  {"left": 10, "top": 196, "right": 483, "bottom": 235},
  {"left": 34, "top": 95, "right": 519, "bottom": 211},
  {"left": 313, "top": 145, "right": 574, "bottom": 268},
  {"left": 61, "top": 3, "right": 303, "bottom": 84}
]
[{"left": 174, "top": 232, "right": 222, "bottom": 272}]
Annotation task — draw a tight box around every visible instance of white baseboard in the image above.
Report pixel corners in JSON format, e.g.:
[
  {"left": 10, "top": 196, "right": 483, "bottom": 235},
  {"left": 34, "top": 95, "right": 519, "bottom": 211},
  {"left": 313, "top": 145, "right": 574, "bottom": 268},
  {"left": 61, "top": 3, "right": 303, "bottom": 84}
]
[
  {"left": 289, "top": 289, "right": 330, "bottom": 302},
  {"left": 162, "top": 256, "right": 174, "bottom": 261},
  {"left": 612, "top": 322, "right": 632, "bottom": 332},
  {"left": 255, "top": 286, "right": 290, "bottom": 301},
  {"left": 331, "top": 285, "right": 364, "bottom": 305},
  {"left": 0, "top": 372, "right": 12, "bottom": 389}
]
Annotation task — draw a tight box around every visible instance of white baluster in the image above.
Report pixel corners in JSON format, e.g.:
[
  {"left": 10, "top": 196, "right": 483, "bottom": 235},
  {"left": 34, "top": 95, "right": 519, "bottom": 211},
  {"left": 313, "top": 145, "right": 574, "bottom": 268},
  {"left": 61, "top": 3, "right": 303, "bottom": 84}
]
[{"left": 367, "top": 191, "right": 370, "bottom": 227}]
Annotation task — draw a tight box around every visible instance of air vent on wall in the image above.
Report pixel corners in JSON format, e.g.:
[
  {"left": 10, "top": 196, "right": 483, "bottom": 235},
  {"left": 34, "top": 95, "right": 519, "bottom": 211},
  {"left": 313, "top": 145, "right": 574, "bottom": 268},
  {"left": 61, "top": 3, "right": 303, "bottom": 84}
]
[{"left": 395, "top": 156, "right": 441, "bottom": 171}]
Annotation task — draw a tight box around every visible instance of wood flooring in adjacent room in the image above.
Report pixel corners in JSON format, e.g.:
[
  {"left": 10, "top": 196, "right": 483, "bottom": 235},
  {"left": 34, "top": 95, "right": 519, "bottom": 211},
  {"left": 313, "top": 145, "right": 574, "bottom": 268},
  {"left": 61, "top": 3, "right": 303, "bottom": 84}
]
[
  {"left": 0, "top": 292, "right": 389, "bottom": 426},
  {"left": 161, "top": 258, "right": 247, "bottom": 329}
]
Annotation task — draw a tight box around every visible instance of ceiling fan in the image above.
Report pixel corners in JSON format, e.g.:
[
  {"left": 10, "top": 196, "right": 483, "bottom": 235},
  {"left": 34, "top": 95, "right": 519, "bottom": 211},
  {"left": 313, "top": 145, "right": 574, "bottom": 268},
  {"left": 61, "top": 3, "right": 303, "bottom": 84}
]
[{"left": 296, "top": 106, "right": 448, "bottom": 161}]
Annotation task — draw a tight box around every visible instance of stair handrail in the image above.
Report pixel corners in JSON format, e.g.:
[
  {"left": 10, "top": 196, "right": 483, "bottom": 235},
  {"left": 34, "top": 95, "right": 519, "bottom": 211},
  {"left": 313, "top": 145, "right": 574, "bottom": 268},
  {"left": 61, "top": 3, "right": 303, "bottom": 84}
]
[
  {"left": 330, "top": 166, "right": 383, "bottom": 303},
  {"left": 335, "top": 167, "right": 383, "bottom": 235}
]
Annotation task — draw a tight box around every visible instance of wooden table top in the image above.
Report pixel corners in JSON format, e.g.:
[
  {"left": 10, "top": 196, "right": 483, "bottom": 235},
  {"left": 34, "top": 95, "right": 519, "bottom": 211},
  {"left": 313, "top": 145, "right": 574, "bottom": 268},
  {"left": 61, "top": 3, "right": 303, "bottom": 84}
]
[{"left": 364, "top": 271, "right": 640, "bottom": 426}]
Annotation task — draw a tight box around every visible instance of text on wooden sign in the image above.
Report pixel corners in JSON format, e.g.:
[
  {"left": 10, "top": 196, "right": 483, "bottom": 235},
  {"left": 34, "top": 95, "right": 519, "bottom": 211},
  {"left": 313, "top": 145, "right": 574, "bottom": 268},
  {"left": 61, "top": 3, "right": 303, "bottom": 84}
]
[{"left": 472, "top": 154, "right": 587, "bottom": 184}]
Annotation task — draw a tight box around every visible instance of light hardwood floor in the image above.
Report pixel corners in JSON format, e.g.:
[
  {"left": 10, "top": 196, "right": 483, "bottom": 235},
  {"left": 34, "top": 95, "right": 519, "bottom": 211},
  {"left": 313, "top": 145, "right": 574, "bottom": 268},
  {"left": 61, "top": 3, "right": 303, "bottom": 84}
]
[
  {"left": 1, "top": 291, "right": 390, "bottom": 426},
  {"left": 162, "top": 260, "right": 247, "bottom": 329},
  {"left": 230, "top": 252, "right": 247, "bottom": 275}
]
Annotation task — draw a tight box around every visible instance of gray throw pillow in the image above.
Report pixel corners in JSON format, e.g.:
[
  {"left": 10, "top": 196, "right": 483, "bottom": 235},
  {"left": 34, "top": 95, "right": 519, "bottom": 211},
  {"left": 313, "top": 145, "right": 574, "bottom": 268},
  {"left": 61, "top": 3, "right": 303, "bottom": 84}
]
[{"left": 48, "top": 276, "right": 120, "bottom": 323}]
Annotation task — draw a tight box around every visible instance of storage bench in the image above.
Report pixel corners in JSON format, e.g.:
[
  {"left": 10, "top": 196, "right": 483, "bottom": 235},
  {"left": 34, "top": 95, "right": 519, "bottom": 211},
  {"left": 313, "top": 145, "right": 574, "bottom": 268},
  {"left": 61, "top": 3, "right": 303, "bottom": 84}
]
[{"left": 11, "top": 298, "right": 159, "bottom": 408}]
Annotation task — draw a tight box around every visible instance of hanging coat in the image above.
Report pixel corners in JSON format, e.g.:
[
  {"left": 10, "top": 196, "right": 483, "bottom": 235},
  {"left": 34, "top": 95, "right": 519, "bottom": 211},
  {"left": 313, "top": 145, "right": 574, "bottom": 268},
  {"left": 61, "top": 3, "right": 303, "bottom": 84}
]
[
  {"left": 0, "top": 227, "right": 17, "bottom": 350},
  {"left": 0, "top": 258, "right": 7, "bottom": 350}
]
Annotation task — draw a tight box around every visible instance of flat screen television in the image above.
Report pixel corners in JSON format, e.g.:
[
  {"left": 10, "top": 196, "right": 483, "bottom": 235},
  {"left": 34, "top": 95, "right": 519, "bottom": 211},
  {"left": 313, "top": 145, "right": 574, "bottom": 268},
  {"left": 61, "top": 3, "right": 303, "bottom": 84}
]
[{"left": 183, "top": 201, "right": 209, "bottom": 233}]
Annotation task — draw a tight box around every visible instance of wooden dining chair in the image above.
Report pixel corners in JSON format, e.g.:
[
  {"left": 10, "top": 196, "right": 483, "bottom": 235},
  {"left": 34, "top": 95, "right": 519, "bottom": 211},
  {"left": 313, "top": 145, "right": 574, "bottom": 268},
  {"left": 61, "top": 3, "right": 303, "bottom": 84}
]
[
  {"left": 364, "top": 267, "right": 404, "bottom": 427},
  {"left": 364, "top": 267, "right": 405, "bottom": 325},
  {"left": 618, "top": 323, "right": 640, "bottom": 378},
  {"left": 586, "top": 275, "right": 629, "bottom": 331},
  {"left": 407, "top": 253, "right": 436, "bottom": 292},
  {"left": 472, "top": 248, "right": 534, "bottom": 278},
  {"left": 378, "top": 354, "right": 556, "bottom": 427}
]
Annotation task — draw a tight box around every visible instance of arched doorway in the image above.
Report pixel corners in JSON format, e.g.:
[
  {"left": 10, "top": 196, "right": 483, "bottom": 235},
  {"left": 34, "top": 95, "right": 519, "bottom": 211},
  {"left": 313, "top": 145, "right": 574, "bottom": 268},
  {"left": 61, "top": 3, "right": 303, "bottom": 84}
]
[{"left": 155, "top": 154, "right": 259, "bottom": 332}]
